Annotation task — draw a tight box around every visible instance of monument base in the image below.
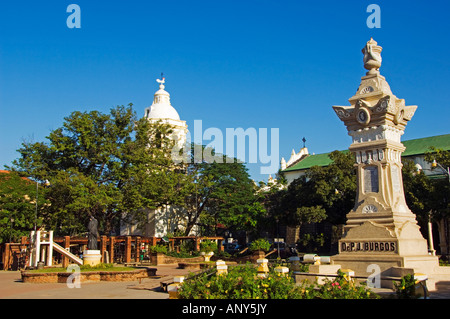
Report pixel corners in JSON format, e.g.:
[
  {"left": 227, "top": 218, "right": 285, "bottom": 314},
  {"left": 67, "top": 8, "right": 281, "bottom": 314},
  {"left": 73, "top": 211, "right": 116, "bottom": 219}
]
[
  {"left": 330, "top": 221, "right": 439, "bottom": 289},
  {"left": 83, "top": 250, "right": 102, "bottom": 267},
  {"left": 330, "top": 254, "right": 439, "bottom": 289}
]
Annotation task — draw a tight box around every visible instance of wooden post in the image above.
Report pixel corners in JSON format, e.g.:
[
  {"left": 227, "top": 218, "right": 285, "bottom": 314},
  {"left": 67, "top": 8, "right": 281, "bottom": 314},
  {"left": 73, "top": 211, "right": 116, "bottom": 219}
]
[
  {"left": 109, "top": 236, "right": 115, "bottom": 264},
  {"left": 63, "top": 236, "right": 70, "bottom": 268},
  {"left": 3, "top": 243, "right": 10, "bottom": 270},
  {"left": 195, "top": 237, "right": 200, "bottom": 251},
  {"left": 136, "top": 236, "right": 141, "bottom": 262},
  {"left": 125, "top": 236, "right": 132, "bottom": 264},
  {"left": 100, "top": 235, "right": 107, "bottom": 263}
]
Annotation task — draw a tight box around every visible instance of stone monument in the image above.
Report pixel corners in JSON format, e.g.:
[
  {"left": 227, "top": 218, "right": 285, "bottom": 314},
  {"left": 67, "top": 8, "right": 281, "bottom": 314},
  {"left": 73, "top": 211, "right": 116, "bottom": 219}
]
[
  {"left": 83, "top": 216, "right": 101, "bottom": 266},
  {"left": 331, "top": 39, "right": 438, "bottom": 285}
]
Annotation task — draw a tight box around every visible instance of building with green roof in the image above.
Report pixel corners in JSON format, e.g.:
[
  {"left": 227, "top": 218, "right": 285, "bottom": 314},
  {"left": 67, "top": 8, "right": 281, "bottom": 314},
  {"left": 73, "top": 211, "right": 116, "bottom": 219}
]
[{"left": 281, "top": 134, "right": 450, "bottom": 184}]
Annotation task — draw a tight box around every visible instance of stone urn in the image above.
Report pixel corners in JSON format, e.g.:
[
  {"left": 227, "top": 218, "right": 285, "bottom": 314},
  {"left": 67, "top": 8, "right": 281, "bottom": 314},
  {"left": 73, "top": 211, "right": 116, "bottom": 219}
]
[{"left": 201, "top": 251, "right": 214, "bottom": 262}]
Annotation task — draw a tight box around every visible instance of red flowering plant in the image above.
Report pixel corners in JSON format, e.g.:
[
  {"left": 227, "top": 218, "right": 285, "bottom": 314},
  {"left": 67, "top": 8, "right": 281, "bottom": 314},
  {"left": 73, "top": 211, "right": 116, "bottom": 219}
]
[{"left": 311, "top": 270, "right": 379, "bottom": 299}]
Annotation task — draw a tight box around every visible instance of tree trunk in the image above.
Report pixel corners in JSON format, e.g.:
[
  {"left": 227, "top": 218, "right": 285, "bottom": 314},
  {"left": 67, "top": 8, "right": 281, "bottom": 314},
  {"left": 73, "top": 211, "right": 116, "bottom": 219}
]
[{"left": 184, "top": 221, "right": 195, "bottom": 236}]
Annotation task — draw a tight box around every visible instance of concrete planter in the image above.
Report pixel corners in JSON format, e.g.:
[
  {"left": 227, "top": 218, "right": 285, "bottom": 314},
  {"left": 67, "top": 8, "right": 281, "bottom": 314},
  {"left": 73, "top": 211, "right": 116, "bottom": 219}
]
[
  {"left": 178, "top": 260, "right": 237, "bottom": 270},
  {"left": 82, "top": 250, "right": 102, "bottom": 267},
  {"left": 178, "top": 262, "right": 214, "bottom": 270},
  {"left": 201, "top": 251, "right": 214, "bottom": 262},
  {"left": 21, "top": 268, "right": 157, "bottom": 284},
  {"left": 150, "top": 252, "right": 203, "bottom": 265}
]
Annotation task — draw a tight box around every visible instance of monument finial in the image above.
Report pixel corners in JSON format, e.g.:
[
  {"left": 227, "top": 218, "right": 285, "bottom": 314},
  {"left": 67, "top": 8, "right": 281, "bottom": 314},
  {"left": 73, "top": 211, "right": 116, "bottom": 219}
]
[{"left": 362, "top": 38, "right": 382, "bottom": 74}]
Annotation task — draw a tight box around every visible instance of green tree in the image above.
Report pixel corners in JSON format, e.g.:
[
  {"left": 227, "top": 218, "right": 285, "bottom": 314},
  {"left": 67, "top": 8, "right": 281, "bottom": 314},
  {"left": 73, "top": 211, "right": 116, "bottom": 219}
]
[
  {"left": 403, "top": 147, "right": 450, "bottom": 256},
  {"left": 0, "top": 172, "right": 48, "bottom": 243},
  {"left": 425, "top": 146, "right": 450, "bottom": 171},
  {"left": 255, "top": 171, "right": 288, "bottom": 237},
  {"left": 181, "top": 146, "right": 265, "bottom": 236},
  {"left": 8, "top": 105, "right": 182, "bottom": 236},
  {"left": 119, "top": 117, "right": 190, "bottom": 232},
  {"left": 263, "top": 151, "right": 356, "bottom": 252},
  {"left": 278, "top": 151, "right": 356, "bottom": 228}
]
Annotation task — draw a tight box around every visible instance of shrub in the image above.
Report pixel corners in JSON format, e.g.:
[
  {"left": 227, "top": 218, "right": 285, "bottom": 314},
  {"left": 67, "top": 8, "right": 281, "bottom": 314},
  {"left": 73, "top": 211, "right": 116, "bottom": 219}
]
[
  {"left": 249, "top": 238, "right": 271, "bottom": 252},
  {"left": 179, "top": 239, "right": 196, "bottom": 253},
  {"left": 439, "top": 259, "right": 449, "bottom": 267},
  {"left": 200, "top": 240, "right": 217, "bottom": 253},
  {"left": 177, "top": 265, "right": 379, "bottom": 299},
  {"left": 308, "top": 270, "right": 379, "bottom": 299},
  {"left": 166, "top": 250, "right": 200, "bottom": 258},
  {"left": 393, "top": 274, "right": 418, "bottom": 299},
  {"left": 297, "top": 233, "right": 325, "bottom": 253},
  {"left": 149, "top": 245, "right": 168, "bottom": 254},
  {"left": 178, "top": 264, "right": 303, "bottom": 299},
  {"left": 215, "top": 250, "right": 232, "bottom": 259}
]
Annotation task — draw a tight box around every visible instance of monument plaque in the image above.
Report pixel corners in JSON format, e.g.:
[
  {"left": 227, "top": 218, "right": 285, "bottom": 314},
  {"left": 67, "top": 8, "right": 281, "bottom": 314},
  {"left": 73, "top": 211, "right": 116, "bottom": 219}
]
[
  {"left": 363, "top": 166, "right": 379, "bottom": 193},
  {"left": 331, "top": 39, "right": 438, "bottom": 284}
]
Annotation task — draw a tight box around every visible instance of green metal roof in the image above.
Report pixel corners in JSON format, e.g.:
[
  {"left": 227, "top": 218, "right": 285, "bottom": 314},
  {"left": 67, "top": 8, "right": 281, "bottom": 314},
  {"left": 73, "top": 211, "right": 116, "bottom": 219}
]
[
  {"left": 282, "top": 151, "right": 348, "bottom": 172},
  {"left": 402, "top": 134, "right": 450, "bottom": 157},
  {"left": 283, "top": 134, "right": 450, "bottom": 173}
]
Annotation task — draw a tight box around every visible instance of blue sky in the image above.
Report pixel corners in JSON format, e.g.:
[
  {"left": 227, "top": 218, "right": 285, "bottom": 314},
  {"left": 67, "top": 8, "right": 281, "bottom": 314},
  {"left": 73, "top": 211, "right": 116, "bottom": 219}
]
[{"left": 1, "top": 1, "right": 449, "bottom": 182}]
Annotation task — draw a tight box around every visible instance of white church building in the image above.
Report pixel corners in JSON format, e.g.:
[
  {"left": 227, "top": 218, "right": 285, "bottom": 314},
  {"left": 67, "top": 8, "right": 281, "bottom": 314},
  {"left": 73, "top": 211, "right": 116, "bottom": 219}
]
[{"left": 120, "top": 78, "right": 195, "bottom": 238}]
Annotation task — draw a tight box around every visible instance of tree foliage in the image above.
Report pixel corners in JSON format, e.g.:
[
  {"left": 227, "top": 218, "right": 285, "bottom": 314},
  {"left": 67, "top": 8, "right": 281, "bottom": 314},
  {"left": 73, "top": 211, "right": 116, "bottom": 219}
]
[
  {"left": 0, "top": 172, "right": 48, "bottom": 243},
  {"left": 8, "top": 105, "right": 182, "bottom": 236},
  {"left": 6, "top": 105, "right": 264, "bottom": 238},
  {"left": 403, "top": 147, "right": 449, "bottom": 232},
  {"left": 181, "top": 146, "right": 265, "bottom": 236},
  {"left": 275, "top": 150, "right": 356, "bottom": 228}
]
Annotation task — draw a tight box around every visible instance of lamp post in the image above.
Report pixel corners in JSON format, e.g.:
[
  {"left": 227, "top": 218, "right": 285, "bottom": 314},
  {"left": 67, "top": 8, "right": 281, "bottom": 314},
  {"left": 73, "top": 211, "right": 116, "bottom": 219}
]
[
  {"left": 427, "top": 210, "right": 436, "bottom": 256},
  {"left": 431, "top": 159, "right": 450, "bottom": 182},
  {"left": 34, "top": 181, "right": 38, "bottom": 233},
  {"left": 416, "top": 161, "right": 450, "bottom": 256},
  {"left": 34, "top": 179, "right": 50, "bottom": 232},
  {"left": 9, "top": 216, "right": 14, "bottom": 243}
]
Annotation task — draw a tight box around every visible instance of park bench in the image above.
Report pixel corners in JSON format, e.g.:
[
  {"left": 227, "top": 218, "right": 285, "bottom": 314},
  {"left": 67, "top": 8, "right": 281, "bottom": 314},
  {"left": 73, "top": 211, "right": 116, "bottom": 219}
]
[
  {"left": 160, "top": 277, "right": 174, "bottom": 292},
  {"left": 159, "top": 268, "right": 209, "bottom": 292}
]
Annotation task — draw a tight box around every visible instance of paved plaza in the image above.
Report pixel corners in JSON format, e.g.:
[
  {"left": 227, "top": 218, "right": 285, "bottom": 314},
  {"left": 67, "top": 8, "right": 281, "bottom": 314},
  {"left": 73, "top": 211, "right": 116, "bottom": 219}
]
[
  {"left": 0, "top": 265, "right": 193, "bottom": 299},
  {"left": 0, "top": 264, "right": 449, "bottom": 299}
]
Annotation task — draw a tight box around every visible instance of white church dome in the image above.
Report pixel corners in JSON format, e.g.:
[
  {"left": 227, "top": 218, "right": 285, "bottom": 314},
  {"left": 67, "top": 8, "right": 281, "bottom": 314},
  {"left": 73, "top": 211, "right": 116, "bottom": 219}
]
[{"left": 145, "top": 78, "right": 181, "bottom": 121}]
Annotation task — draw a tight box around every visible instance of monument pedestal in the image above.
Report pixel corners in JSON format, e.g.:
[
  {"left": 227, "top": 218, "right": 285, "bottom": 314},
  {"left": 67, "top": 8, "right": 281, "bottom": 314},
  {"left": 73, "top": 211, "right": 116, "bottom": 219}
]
[
  {"left": 83, "top": 250, "right": 102, "bottom": 267},
  {"left": 330, "top": 220, "right": 438, "bottom": 288},
  {"left": 331, "top": 254, "right": 438, "bottom": 288}
]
